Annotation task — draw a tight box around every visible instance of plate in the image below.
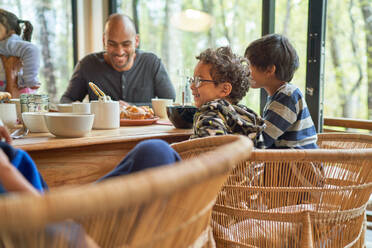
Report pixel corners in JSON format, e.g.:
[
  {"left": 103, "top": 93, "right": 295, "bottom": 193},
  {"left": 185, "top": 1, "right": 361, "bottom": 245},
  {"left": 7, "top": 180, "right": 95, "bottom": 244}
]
[{"left": 120, "top": 117, "right": 160, "bottom": 126}]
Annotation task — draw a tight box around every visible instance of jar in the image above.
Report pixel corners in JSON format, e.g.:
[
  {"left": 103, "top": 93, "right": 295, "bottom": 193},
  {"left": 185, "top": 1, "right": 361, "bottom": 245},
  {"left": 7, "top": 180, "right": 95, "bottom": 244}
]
[{"left": 20, "top": 94, "right": 49, "bottom": 113}]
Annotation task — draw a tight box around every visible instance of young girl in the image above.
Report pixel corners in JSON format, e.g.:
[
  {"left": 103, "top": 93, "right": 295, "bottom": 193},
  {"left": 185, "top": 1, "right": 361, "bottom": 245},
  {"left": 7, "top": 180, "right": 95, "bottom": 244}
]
[
  {"left": 0, "top": 9, "right": 40, "bottom": 98},
  {"left": 189, "top": 46, "right": 265, "bottom": 148}
]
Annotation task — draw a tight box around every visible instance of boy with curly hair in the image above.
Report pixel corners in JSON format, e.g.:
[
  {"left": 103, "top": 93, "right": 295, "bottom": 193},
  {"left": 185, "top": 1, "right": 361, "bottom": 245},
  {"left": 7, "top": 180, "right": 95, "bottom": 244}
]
[
  {"left": 245, "top": 34, "right": 317, "bottom": 149},
  {"left": 190, "top": 46, "right": 265, "bottom": 148}
]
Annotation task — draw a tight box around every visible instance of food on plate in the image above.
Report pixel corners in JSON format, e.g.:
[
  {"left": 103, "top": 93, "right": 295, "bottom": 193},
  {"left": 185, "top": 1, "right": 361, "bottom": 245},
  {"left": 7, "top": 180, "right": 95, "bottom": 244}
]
[
  {"left": 120, "top": 105, "right": 155, "bottom": 120},
  {"left": 0, "top": 92, "right": 11, "bottom": 103}
]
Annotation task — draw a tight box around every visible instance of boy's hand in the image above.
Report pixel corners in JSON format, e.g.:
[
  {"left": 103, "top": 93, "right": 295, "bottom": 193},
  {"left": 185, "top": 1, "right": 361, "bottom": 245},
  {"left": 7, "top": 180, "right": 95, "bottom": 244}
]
[{"left": 0, "top": 121, "right": 12, "bottom": 144}]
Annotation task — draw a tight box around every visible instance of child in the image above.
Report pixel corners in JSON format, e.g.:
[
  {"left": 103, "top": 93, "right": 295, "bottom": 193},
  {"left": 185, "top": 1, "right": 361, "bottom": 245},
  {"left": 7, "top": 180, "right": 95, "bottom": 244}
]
[
  {"left": 244, "top": 34, "right": 318, "bottom": 149},
  {"left": 0, "top": 9, "right": 40, "bottom": 98},
  {"left": 189, "top": 46, "right": 265, "bottom": 148}
]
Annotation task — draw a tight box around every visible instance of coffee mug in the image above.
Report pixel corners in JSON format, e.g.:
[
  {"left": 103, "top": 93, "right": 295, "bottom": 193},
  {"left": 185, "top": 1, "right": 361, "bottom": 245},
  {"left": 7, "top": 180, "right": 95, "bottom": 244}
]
[
  {"left": 90, "top": 100, "right": 120, "bottom": 129},
  {"left": 152, "top": 98, "right": 173, "bottom": 119},
  {"left": 72, "top": 102, "right": 91, "bottom": 114},
  {"left": 0, "top": 103, "right": 17, "bottom": 128}
]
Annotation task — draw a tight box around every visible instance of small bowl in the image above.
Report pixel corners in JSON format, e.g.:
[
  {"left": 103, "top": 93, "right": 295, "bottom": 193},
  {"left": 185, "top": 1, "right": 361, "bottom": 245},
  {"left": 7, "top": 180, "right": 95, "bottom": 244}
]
[
  {"left": 44, "top": 113, "right": 95, "bottom": 138},
  {"left": 57, "top": 104, "right": 73, "bottom": 113},
  {"left": 166, "top": 105, "right": 198, "bottom": 129},
  {"left": 22, "top": 112, "right": 49, "bottom": 133}
]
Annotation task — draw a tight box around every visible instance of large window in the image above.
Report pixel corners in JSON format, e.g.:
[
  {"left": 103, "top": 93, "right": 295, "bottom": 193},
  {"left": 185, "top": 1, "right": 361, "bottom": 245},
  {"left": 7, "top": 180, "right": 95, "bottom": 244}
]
[
  {"left": 275, "top": 0, "right": 308, "bottom": 94},
  {"left": 117, "top": 0, "right": 262, "bottom": 112},
  {"left": 324, "top": 0, "right": 370, "bottom": 120},
  {"left": 0, "top": 0, "right": 74, "bottom": 103}
]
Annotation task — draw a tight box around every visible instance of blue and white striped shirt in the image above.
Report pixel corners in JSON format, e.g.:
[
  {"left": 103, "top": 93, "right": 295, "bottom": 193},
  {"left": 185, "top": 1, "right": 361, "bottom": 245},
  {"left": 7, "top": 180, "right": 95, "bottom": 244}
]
[{"left": 262, "top": 83, "right": 318, "bottom": 149}]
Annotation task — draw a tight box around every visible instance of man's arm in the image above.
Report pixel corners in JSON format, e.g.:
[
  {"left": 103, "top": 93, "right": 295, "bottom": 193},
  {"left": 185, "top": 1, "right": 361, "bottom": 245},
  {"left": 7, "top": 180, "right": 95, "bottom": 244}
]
[
  {"left": 60, "top": 61, "right": 88, "bottom": 103},
  {"left": 153, "top": 60, "right": 176, "bottom": 101}
]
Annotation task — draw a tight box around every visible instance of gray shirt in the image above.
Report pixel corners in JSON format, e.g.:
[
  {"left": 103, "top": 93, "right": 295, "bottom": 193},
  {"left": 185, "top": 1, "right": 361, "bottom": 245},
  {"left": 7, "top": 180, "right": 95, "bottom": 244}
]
[
  {"left": 0, "top": 34, "right": 40, "bottom": 88},
  {"left": 60, "top": 50, "right": 176, "bottom": 106}
]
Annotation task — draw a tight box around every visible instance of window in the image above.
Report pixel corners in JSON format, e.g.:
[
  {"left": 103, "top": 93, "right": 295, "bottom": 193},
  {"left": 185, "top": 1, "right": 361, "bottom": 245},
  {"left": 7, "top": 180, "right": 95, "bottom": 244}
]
[
  {"left": 324, "top": 0, "right": 370, "bottom": 119},
  {"left": 0, "top": 0, "right": 74, "bottom": 103},
  {"left": 275, "top": 0, "right": 308, "bottom": 94},
  {"left": 117, "top": 0, "right": 262, "bottom": 112}
]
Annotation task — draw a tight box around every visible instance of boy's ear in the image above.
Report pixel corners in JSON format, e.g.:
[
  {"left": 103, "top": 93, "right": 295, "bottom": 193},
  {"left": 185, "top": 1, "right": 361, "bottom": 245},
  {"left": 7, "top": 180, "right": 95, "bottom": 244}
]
[{"left": 267, "top": 65, "right": 276, "bottom": 75}]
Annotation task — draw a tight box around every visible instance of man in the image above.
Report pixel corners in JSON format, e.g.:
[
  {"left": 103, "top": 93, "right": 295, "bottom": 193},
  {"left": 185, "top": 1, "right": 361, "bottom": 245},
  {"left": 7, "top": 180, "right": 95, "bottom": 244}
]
[{"left": 60, "top": 14, "right": 176, "bottom": 106}]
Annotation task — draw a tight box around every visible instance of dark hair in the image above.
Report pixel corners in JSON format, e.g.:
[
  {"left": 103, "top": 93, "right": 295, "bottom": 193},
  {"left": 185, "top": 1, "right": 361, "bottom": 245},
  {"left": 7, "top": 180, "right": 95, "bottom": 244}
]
[
  {"left": 0, "top": 9, "right": 33, "bottom": 41},
  {"left": 196, "top": 46, "right": 250, "bottom": 104},
  {"left": 244, "top": 34, "right": 299, "bottom": 82}
]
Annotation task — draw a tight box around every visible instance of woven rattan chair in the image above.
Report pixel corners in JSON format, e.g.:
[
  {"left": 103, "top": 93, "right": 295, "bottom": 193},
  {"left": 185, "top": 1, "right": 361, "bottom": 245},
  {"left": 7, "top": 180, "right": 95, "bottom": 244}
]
[
  {"left": 0, "top": 135, "right": 253, "bottom": 248},
  {"left": 317, "top": 132, "right": 372, "bottom": 149},
  {"left": 172, "top": 141, "right": 372, "bottom": 248}
]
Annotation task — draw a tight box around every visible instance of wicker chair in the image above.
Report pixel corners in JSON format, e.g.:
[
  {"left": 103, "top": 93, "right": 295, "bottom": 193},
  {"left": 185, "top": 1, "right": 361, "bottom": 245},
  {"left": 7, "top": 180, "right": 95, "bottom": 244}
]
[
  {"left": 317, "top": 132, "right": 372, "bottom": 149},
  {"left": 0, "top": 55, "right": 22, "bottom": 98},
  {"left": 0, "top": 135, "right": 253, "bottom": 248},
  {"left": 172, "top": 140, "right": 372, "bottom": 248}
]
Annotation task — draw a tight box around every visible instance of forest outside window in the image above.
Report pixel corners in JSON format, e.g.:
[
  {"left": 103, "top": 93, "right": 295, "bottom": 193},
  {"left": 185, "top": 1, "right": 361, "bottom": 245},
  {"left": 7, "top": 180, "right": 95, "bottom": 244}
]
[{"left": 0, "top": 0, "right": 73, "bottom": 103}]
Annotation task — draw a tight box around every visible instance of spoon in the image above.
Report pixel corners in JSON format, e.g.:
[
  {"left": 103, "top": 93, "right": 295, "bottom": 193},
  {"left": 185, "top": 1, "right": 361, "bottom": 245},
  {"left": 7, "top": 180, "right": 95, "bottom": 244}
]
[{"left": 10, "top": 126, "right": 29, "bottom": 139}]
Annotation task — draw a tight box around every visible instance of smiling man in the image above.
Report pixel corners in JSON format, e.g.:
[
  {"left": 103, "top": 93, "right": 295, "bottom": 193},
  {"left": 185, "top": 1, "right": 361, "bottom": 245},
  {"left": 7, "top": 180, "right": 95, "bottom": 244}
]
[{"left": 60, "top": 14, "right": 176, "bottom": 106}]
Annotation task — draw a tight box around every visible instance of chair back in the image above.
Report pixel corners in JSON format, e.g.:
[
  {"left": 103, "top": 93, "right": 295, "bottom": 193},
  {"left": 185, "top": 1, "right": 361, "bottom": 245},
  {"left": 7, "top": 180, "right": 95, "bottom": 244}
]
[
  {"left": 0, "top": 55, "right": 22, "bottom": 97},
  {"left": 317, "top": 132, "right": 372, "bottom": 149},
  {"left": 0, "top": 135, "right": 253, "bottom": 248},
  {"left": 210, "top": 148, "right": 372, "bottom": 247}
]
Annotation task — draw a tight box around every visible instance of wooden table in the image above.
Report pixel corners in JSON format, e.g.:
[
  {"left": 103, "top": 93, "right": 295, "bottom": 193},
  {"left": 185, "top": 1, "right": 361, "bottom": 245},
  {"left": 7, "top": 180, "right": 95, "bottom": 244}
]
[{"left": 13, "top": 125, "right": 192, "bottom": 187}]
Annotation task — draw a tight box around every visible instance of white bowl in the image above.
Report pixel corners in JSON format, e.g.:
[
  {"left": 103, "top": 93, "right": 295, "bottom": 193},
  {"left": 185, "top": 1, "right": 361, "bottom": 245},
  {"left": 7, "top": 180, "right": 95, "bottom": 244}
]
[
  {"left": 22, "top": 112, "right": 49, "bottom": 133},
  {"left": 57, "top": 104, "right": 73, "bottom": 113},
  {"left": 44, "top": 113, "right": 95, "bottom": 138}
]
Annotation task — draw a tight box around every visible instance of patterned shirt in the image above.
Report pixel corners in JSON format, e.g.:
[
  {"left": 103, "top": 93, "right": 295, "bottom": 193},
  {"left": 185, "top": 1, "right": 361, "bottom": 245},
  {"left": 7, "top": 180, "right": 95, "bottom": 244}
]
[
  {"left": 191, "top": 99, "right": 266, "bottom": 148},
  {"left": 262, "top": 83, "right": 318, "bottom": 149}
]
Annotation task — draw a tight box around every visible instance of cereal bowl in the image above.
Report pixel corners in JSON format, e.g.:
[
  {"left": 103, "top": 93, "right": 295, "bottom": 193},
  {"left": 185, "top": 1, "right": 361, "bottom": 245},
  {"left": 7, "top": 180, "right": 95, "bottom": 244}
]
[{"left": 44, "top": 113, "right": 94, "bottom": 138}]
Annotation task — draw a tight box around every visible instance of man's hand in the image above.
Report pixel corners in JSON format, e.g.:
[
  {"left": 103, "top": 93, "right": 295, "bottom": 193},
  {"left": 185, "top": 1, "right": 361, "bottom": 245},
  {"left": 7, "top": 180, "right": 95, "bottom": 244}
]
[{"left": 119, "top": 100, "right": 130, "bottom": 107}]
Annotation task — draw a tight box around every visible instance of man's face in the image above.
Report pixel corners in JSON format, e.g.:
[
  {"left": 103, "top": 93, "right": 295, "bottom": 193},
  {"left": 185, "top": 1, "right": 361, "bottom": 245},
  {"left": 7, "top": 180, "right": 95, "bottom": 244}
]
[{"left": 103, "top": 21, "right": 139, "bottom": 71}]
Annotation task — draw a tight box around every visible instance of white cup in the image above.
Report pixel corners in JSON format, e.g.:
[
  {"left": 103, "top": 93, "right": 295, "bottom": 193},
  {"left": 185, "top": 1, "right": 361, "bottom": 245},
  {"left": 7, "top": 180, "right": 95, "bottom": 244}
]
[
  {"left": 57, "top": 103, "right": 73, "bottom": 113},
  {"left": 0, "top": 103, "right": 17, "bottom": 128},
  {"left": 151, "top": 98, "right": 173, "bottom": 119},
  {"left": 90, "top": 100, "right": 120, "bottom": 129},
  {"left": 9, "top": 98, "right": 21, "bottom": 123},
  {"left": 72, "top": 102, "right": 91, "bottom": 114}
]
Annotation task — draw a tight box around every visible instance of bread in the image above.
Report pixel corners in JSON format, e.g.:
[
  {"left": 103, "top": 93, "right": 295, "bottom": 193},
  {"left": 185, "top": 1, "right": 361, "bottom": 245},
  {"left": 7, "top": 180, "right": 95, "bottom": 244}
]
[
  {"left": 120, "top": 105, "right": 154, "bottom": 120},
  {"left": 0, "top": 92, "right": 11, "bottom": 102}
]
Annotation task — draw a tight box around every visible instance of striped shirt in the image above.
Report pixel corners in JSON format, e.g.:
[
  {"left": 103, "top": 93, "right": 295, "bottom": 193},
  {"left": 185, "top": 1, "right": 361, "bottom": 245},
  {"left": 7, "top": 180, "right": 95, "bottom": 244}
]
[{"left": 262, "top": 83, "right": 318, "bottom": 149}]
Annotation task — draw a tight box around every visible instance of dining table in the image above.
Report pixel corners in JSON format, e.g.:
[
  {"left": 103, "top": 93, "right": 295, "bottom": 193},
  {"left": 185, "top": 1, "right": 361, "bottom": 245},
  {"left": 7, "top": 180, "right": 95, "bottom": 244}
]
[{"left": 13, "top": 125, "right": 192, "bottom": 188}]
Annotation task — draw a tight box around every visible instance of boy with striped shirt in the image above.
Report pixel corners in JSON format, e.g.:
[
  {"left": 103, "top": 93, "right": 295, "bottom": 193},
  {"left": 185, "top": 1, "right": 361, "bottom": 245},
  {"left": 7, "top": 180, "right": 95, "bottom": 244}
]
[{"left": 245, "top": 34, "right": 318, "bottom": 149}]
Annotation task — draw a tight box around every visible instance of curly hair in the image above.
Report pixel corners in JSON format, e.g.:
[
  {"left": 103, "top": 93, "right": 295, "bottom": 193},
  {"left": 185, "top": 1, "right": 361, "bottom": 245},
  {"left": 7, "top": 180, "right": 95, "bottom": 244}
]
[
  {"left": 0, "top": 9, "right": 33, "bottom": 41},
  {"left": 196, "top": 46, "right": 250, "bottom": 105}
]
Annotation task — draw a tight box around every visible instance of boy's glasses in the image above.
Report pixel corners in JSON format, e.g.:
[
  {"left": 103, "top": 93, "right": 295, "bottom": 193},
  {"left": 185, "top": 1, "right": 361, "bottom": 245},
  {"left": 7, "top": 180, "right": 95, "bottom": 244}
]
[{"left": 188, "top": 76, "right": 217, "bottom": 88}]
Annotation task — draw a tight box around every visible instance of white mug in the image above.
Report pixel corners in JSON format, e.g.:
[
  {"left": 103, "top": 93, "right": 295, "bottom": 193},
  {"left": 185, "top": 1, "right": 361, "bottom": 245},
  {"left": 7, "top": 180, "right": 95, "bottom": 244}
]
[
  {"left": 152, "top": 98, "right": 173, "bottom": 119},
  {"left": 0, "top": 103, "right": 17, "bottom": 128},
  {"left": 9, "top": 98, "right": 21, "bottom": 123},
  {"left": 90, "top": 100, "right": 120, "bottom": 129},
  {"left": 72, "top": 102, "right": 91, "bottom": 114}
]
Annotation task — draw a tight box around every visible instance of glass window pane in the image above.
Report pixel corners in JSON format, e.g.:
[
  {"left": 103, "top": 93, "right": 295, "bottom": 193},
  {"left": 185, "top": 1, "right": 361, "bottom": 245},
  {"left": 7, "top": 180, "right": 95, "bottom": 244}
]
[
  {"left": 324, "top": 0, "right": 369, "bottom": 119},
  {"left": 0, "top": 1, "right": 73, "bottom": 103},
  {"left": 275, "top": 0, "right": 309, "bottom": 94},
  {"left": 117, "top": 0, "right": 262, "bottom": 112}
]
